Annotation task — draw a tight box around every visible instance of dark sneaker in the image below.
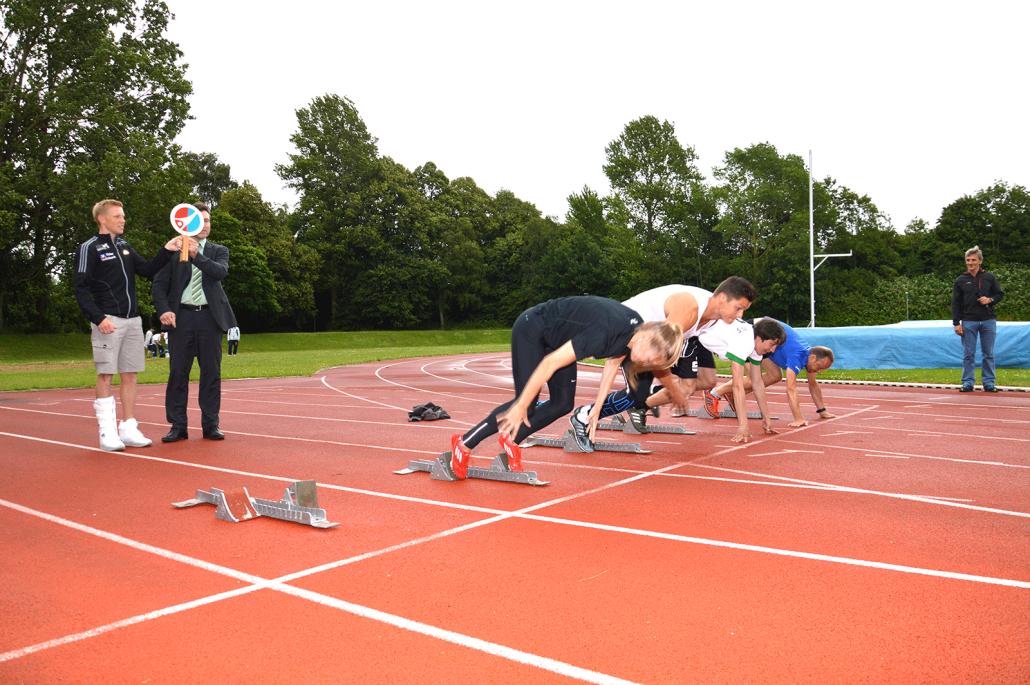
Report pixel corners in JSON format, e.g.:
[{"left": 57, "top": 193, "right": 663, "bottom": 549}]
[
  {"left": 983, "top": 385, "right": 999, "bottom": 392},
  {"left": 569, "top": 413, "right": 595, "bottom": 453},
  {"left": 449, "top": 434, "right": 471, "bottom": 479},
  {"left": 702, "top": 390, "right": 721, "bottom": 418},
  {"left": 498, "top": 432, "right": 523, "bottom": 471},
  {"left": 959, "top": 385, "right": 974, "bottom": 393},
  {"left": 628, "top": 408, "right": 650, "bottom": 434},
  {"left": 649, "top": 406, "right": 660, "bottom": 418}
]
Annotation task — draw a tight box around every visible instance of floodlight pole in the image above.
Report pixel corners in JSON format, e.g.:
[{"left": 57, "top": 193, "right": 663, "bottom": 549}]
[
  {"left": 808, "top": 150, "right": 852, "bottom": 327},
  {"left": 809, "top": 151, "right": 815, "bottom": 327}
]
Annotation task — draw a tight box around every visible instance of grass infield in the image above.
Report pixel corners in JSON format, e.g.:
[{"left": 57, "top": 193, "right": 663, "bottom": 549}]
[{"left": 1, "top": 330, "right": 1027, "bottom": 391}]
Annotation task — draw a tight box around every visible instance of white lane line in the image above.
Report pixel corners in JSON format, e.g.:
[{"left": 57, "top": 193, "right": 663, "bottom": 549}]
[
  {"left": 1, "top": 408, "right": 1019, "bottom": 515},
  {"left": 688, "top": 463, "right": 1030, "bottom": 519},
  {"left": 417, "top": 358, "right": 513, "bottom": 392},
  {"left": 835, "top": 423, "right": 1030, "bottom": 442},
  {"left": 778, "top": 439, "right": 1030, "bottom": 469},
  {"left": 0, "top": 431, "right": 505, "bottom": 517},
  {"left": 748, "top": 449, "right": 823, "bottom": 458},
  {"left": 864, "top": 407, "right": 1030, "bottom": 425},
  {"left": 865, "top": 453, "right": 909, "bottom": 459},
  {"left": 0, "top": 585, "right": 266, "bottom": 664},
  {"left": 319, "top": 374, "right": 416, "bottom": 412},
  {"left": 0, "top": 499, "right": 636, "bottom": 685},
  {"left": 518, "top": 510, "right": 1030, "bottom": 590},
  {"left": 373, "top": 359, "right": 502, "bottom": 405}
]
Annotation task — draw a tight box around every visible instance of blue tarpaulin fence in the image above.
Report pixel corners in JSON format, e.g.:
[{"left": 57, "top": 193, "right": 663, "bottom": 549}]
[{"left": 793, "top": 320, "right": 1030, "bottom": 370}]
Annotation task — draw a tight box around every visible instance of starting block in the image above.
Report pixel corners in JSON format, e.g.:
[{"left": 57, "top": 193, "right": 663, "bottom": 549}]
[
  {"left": 685, "top": 408, "right": 773, "bottom": 420},
  {"left": 524, "top": 430, "right": 652, "bottom": 454},
  {"left": 395, "top": 451, "right": 549, "bottom": 486},
  {"left": 172, "top": 480, "right": 339, "bottom": 529},
  {"left": 598, "top": 413, "right": 695, "bottom": 435}
]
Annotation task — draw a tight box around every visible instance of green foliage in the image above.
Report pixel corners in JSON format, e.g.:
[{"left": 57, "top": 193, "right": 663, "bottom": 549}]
[
  {"left": 0, "top": 0, "right": 191, "bottom": 331},
  {"left": 183, "top": 151, "right": 238, "bottom": 207}
]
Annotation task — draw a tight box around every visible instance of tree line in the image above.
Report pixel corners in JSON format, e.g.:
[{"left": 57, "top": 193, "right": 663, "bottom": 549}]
[{"left": 3, "top": 1, "right": 1028, "bottom": 334}]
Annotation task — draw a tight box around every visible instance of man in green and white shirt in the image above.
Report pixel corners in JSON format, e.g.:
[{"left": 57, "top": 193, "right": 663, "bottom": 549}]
[{"left": 698, "top": 318, "right": 785, "bottom": 443}]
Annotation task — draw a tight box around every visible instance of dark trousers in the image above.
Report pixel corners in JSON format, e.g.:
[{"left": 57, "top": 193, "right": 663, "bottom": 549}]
[
  {"left": 165, "top": 308, "right": 222, "bottom": 431},
  {"left": 462, "top": 308, "right": 577, "bottom": 449},
  {"left": 227, "top": 340, "right": 239, "bottom": 355}
]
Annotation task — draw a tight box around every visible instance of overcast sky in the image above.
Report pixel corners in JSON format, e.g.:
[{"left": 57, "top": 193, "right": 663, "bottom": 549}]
[{"left": 167, "top": 0, "right": 1028, "bottom": 229}]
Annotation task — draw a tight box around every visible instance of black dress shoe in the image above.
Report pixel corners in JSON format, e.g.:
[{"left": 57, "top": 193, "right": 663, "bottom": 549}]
[
  {"left": 162, "top": 427, "right": 188, "bottom": 442},
  {"left": 203, "top": 428, "right": 225, "bottom": 440}
]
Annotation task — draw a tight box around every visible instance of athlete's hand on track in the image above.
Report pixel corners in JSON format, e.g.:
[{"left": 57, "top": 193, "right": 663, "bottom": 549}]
[
  {"left": 789, "top": 419, "right": 808, "bottom": 427},
  {"left": 762, "top": 420, "right": 779, "bottom": 435},
  {"left": 731, "top": 430, "right": 751, "bottom": 443}
]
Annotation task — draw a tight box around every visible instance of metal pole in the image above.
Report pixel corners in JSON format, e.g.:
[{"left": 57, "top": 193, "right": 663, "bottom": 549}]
[{"left": 809, "top": 150, "right": 815, "bottom": 327}]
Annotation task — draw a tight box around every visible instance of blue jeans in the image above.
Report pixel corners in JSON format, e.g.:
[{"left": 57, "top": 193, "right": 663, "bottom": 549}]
[{"left": 961, "top": 319, "right": 996, "bottom": 387}]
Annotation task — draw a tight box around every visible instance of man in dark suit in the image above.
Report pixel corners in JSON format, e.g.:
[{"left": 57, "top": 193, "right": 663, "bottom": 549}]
[{"left": 152, "top": 203, "right": 237, "bottom": 441}]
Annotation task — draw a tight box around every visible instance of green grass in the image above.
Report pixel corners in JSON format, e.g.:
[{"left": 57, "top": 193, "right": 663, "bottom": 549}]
[
  {"left": 1, "top": 330, "right": 1027, "bottom": 391},
  {"left": 711, "top": 359, "right": 1030, "bottom": 386},
  {"left": 0, "top": 330, "right": 511, "bottom": 391}
]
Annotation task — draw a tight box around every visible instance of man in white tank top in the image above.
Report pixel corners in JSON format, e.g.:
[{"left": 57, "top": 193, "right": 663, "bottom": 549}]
[{"left": 569, "top": 277, "right": 758, "bottom": 446}]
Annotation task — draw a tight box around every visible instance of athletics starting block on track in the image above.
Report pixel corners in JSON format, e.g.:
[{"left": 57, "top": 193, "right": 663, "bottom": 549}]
[
  {"left": 524, "top": 430, "right": 652, "bottom": 454},
  {"left": 172, "top": 480, "right": 339, "bottom": 529},
  {"left": 685, "top": 408, "right": 772, "bottom": 420},
  {"left": 598, "top": 413, "right": 695, "bottom": 435},
  {"left": 395, "top": 452, "right": 549, "bottom": 486}
]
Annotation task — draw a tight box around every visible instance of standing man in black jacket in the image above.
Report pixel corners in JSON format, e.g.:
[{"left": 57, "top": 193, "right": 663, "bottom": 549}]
[
  {"left": 952, "top": 245, "right": 1004, "bottom": 392},
  {"left": 75, "top": 199, "right": 181, "bottom": 451},
  {"left": 152, "top": 203, "right": 237, "bottom": 441}
]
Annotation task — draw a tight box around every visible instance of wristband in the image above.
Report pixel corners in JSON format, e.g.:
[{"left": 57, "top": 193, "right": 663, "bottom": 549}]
[{"left": 816, "top": 407, "right": 826, "bottom": 414}]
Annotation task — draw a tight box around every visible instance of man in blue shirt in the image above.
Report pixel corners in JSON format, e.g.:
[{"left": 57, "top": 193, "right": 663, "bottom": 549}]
[{"left": 710, "top": 318, "right": 835, "bottom": 427}]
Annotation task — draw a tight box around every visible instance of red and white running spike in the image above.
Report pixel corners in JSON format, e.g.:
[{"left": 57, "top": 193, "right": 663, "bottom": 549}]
[
  {"left": 498, "top": 433, "right": 523, "bottom": 472},
  {"left": 449, "top": 434, "right": 471, "bottom": 479}
]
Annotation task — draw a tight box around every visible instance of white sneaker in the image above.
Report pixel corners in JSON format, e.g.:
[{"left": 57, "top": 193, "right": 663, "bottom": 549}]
[
  {"left": 118, "top": 418, "right": 152, "bottom": 448},
  {"left": 98, "top": 425, "right": 126, "bottom": 451}
]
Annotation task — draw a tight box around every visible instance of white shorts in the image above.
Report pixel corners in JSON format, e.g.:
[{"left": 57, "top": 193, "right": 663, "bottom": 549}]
[{"left": 91, "top": 316, "right": 146, "bottom": 375}]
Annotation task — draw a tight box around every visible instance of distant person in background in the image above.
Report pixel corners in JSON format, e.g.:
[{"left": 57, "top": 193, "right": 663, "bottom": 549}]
[
  {"left": 227, "top": 326, "right": 240, "bottom": 355},
  {"left": 144, "top": 327, "right": 156, "bottom": 358},
  {"left": 952, "top": 245, "right": 1003, "bottom": 392}
]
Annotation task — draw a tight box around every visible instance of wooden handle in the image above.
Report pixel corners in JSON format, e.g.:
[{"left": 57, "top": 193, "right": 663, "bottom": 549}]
[{"left": 179, "top": 236, "right": 189, "bottom": 262}]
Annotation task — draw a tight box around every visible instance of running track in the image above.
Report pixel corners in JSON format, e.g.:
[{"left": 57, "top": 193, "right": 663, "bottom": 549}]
[{"left": 0, "top": 354, "right": 1027, "bottom": 683}]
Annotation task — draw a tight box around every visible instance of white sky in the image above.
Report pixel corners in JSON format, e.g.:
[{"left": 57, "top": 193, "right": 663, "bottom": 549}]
[{"left": 168, "top": 0, "right": 1028, "bottom": 229}]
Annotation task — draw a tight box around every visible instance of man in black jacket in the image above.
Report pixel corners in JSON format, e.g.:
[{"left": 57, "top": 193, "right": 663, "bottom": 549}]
[
  {"left": 952, "top": 245, "right": 1004, "bottom": 392},
  {"left": 75, "top": 199, "right": 180, "bottom": 451},
  {"left": 152, "top": 203, "right": 237, "bottom": 441}
]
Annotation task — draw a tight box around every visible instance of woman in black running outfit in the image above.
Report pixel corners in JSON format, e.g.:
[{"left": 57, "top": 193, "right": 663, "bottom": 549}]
[{"left": 446, "top": 295, "right": 683, "bottom": 479}]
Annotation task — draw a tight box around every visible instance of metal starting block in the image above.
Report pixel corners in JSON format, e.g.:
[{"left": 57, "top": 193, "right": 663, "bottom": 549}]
[
  {"left": 172, "top": 480, "right": 339, "bottom": 529},
  {"left": 524, "top": 430, "right": 652, "bottom": 454},
  {"left": 395, "top": 452, "right": 549, "bottom": 486},
  {"left": 598, "top": 414, "right": 695, "bottom": 435},
  {"left": 686, "top": 408, "right": 772, "bottom": 420}
]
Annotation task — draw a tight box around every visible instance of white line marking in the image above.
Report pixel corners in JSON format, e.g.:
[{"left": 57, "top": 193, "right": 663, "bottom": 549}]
[
  {"left": 779, "top": 438, "right": 1030, "bottom": 469},
  {"left": 0, "top": 498, "right": 637, "bottom": 685},
  {"left": 748, "top": 449, "right": 823, "bottom": 458},
  {"left": 865, "top": 453, "right": 909, "bottom": 459},
  {"left": 839, "top": 423, "right": 1030, "bottom": 442},
  {"left": 517, "top": 511, "right": 1030, "bottom": 590},
  {"left": 689, "top": 463, "right": 1030, "bottom": 519},
  {"left": 372, "top": 360, "right": 502, "bottom": 405}
]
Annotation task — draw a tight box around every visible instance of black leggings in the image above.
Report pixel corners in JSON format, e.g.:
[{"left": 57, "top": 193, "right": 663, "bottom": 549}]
[{"left": 462, "top": 308, "right": 578, "bottom": 449}]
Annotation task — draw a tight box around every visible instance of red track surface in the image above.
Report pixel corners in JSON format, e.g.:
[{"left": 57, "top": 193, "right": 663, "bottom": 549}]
[{"left": 0, "top": 353, "right": 1027, "bottom": 683}]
